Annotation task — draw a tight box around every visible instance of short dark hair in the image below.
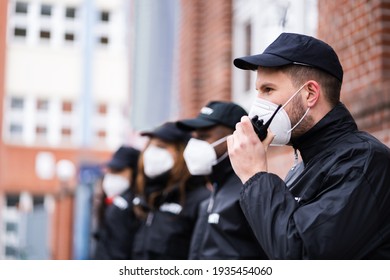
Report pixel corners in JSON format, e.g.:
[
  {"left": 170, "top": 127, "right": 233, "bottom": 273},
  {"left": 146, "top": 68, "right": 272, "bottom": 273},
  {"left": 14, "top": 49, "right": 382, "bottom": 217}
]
[{"left": 275, "top": 64, "right": 342, "bottom": 107}]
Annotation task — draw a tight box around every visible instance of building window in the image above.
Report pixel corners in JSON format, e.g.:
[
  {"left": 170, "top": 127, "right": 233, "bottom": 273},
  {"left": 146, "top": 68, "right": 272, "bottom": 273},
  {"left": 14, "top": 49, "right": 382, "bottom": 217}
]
[
  {"left": 36, "top": 126, "right": 48, "bottom": 142},
  {"left": 100, "top": 11, "right": 110, "bottom": 22},
  {"left": 36, "top": 126, "right": 47, "bottom": 136},
  {"left": 99, "top": 36, "right": 109, "bottom": 45},
  {"left": 33, "top": 196, "right": 45, "bottom": 207},
  {"left": 40, "top": 30, "right": 51, "bottom": 40},
  {"left": 15, "top": 2, "right": 28, "bottom": 14},
  {"left": 6, "top": 195, "right": 20, "bottom": 207},
  {"left": 3, "top": 194, "right": 21, "bottom": 260},
  {"left": 14, "top": 27, "right": 27, "bottom": 38},
  {"left": 65, "top": 7, "right": 76, "bottom": 19},
  {"left": 97, "top": 130, "right": 106, "bottom": 139},
  {"left": 6, "top": 222, "right": 18, "bottom": 233},
  {"left": 10, "top": 97, "right": 24, "bottom": 109},
  {"left": 37, "top": 99, "right": 49, "bottom": 111},
  {"left": 97, "top": 103, "right": 107, "bottom": 115},
  {"left": 5, "top": 246, "right": 18, "bottom": 258},
  {"left": 64, "top": 32, "right": 75, "bottom": 42},
  {"left": 62, "top": 101, "right": 73, "bottom": 112},
  {"left": 10, "top": 123, "right": 23, "bottom": 136},
  {"left": 61, "top": 128, "right": 72, "bottom": 137},
  {"left": 40, "top": 4, "right": 52, "bottom": 16}
]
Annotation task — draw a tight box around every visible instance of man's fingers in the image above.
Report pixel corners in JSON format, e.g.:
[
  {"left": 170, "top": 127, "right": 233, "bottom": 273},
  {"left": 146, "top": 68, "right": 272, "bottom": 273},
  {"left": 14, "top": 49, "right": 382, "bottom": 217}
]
[
  {"left": 239, "top": 116, "right": 255, "bottom": 135},
  {"left": 228, "top": 116, "right": 270, "bottom": 182},
  {"left": 227, "top": 134, "right": 234, "bottom": 154},
  {"left": 237, "top": 116, "right": 262, "bottom": 145},
  {"left": 262, "top": 130, "right": 275, "bottom": 151}
]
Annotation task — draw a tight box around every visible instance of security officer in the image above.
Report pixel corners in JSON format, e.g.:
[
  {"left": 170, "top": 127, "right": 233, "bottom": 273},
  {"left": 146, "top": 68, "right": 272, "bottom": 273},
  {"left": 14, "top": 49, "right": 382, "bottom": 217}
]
[
  {"left": 93, "top": 146, "right": 140, "bottom": 259},
  {"left": 229, "top": 32, "right": 390, "bottom": 259},
  {"left": 177, "top": 101, "right": 267, "bottom": 259},
  {"left": 132, "top": 122, "right": 210, "bottom": 259}
]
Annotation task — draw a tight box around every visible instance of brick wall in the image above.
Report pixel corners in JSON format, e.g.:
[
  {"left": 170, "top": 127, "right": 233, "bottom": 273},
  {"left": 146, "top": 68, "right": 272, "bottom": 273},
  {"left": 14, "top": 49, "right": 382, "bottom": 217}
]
[
  {"left": 318, "top": 0, "right": 390, "bottom": 146},
  {"left": 178, "top": 0, "right": 233, "bottom": 117}
]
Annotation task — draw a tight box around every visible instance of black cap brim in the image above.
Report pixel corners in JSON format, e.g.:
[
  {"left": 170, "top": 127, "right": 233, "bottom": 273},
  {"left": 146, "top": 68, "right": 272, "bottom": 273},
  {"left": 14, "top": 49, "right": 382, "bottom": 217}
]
[
  {"left": 140, "top": 122, "right": 191, "bottom": 142},
  {"left": 176, "top": 118, "right": 217, "bottom": 131},
  {"left": 107, "top": 159, "right": 127, "bottom": 170},
  {"left": 234, "top": 53, "right": 292, "bottom": 70},
  {"left": 139, "top": 131, "right": 175, "bottom": 142}
]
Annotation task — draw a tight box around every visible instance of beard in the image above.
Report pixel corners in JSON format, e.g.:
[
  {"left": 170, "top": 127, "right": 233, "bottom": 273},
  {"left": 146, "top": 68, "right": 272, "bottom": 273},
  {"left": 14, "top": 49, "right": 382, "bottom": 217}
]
[{"left": 289, "top": 95, "right": 314, "bottom": 140}]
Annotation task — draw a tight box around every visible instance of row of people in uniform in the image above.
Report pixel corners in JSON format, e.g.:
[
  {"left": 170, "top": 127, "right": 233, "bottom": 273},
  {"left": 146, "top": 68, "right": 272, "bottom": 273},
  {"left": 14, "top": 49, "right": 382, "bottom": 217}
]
[{"left": 93, "top": 100, "right": 266, "bottom": 259}]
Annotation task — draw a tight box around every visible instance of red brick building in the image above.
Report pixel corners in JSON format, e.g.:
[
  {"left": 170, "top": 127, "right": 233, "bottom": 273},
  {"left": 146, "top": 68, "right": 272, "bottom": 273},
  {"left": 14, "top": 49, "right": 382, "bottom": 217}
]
[
  {"left": 318, "top": 0, "right": 390, "bottom": 146},
  {"left": 178, "top": 0, "right": 234, "bottom": 118}
]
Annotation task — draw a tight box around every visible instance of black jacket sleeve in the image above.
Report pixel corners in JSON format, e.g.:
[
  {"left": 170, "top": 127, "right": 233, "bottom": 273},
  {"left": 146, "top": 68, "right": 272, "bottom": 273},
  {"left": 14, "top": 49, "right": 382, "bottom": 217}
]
[{"left": 240, "top": 166, "right": 387, "bottom": 259}]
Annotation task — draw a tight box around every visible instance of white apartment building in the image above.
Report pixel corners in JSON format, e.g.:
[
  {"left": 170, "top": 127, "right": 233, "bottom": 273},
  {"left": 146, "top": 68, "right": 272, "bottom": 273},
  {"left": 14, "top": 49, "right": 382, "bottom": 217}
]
[
  {"left": 4, "top": 0, "right": 131, "bottom": 149},
  {"left": 1, "top": 0, "right": 131, "bottom": 259}
]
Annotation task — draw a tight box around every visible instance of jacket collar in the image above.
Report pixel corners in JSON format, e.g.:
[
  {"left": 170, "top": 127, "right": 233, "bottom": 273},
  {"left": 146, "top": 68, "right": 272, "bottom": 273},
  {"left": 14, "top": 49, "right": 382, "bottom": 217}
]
[{"left": 291, "top": 102, "right": 358, "bottom": 164}]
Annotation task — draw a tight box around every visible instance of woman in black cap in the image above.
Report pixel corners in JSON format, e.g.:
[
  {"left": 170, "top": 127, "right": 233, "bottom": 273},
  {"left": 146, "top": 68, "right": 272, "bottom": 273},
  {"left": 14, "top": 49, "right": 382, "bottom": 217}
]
[
  {"left": 132, "top": 122, "right": 210, "bottom": 259},
  {"left": 93, "top": 146, "right": 141, "bottom": 259}
]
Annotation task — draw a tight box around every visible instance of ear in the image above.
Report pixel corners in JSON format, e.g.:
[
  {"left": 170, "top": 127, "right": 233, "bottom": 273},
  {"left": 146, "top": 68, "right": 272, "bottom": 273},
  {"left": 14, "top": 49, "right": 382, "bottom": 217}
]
[{"left": 304, "top": 80, "right": 320, "bottom": 108}]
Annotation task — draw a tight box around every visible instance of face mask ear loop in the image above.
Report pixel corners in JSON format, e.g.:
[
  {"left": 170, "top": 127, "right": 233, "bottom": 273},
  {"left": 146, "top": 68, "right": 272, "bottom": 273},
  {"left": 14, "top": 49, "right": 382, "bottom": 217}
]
[
  {"left": 281, "top": 83, "right": 307, "bottom": 111},
  {"left": 210, "top": 136, "right": 229, "bottom": 165},
  {"left": 211, "top": 135, "right": 229, "bottom": 148},
  {"left": 287, "top": 107, "right": 310, "bottom": 133},
  {"left": 213, "top": 151, "right": 229, "bottom": 165}
]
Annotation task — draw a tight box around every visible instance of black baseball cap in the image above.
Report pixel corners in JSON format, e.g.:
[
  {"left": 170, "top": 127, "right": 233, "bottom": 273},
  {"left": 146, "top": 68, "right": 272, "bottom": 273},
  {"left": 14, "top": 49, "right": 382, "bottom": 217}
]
[
  {"left": 176, "top": 101, "right": 247, "bottom": 131},
  {"left": 233, "top": 32, "right": 343, "bottom": 82},
  {"left": 107, "top": 146, "right": 140, "bottom": 170},
  {"left": 140, "top": 122, "right": 191, "bottom": 143}
]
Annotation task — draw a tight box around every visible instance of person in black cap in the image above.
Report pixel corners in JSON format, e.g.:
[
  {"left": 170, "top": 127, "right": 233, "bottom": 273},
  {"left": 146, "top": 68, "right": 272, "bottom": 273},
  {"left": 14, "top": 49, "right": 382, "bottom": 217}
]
[
  {"left": 229, "top": 32, "right": 390, "bottom": 259},
  {"left": 132, "top": 122, "right": 209, "bottom": 259},
  {"left": 176, "top": 101, "right": 267, "bottom": 260},
  {"left": 93, "top": 145, "right": 141, "bottom": 259}
]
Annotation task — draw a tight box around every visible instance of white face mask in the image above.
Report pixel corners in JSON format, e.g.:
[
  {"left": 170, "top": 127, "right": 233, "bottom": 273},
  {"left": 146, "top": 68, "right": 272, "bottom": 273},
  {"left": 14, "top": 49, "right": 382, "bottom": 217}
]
[
  {"left": 183, "top": 136, "right": 228, "bottom": 175},
  {"left": 143, "top": 145, "right": 174, "bottom": 178},
  {"left": 102, "top": 173, "right": 130, "bottom": 198},
  {"left": 249, "top": 83, "right": 310, "bottom": 146}
]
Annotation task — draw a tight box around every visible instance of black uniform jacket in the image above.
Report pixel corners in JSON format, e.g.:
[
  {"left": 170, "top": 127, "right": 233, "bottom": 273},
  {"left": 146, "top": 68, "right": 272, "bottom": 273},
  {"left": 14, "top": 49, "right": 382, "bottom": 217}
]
[
  {"left": 240, "top": 102, "right": 390, "bottom": 259},
  {"left": 132, "top": 177, "right": 210, "bottom": 259},
  {"left": 94, "top": 189, "right": 140, "bottom": 259},
  {"left": 189, "top": 156, "right": 268, "bottom": 259}
]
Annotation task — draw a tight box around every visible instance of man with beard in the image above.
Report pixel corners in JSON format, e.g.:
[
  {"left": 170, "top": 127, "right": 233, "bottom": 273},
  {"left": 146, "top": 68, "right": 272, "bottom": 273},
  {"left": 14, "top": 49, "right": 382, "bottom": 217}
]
[{"left": 228, "top": 32, "right": 390, "bottom": 259}]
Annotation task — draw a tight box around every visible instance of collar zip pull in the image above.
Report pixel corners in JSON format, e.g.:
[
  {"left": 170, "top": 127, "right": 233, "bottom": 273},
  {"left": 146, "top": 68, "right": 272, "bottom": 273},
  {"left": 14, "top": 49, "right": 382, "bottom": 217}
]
[{"left": 291, "top": 149, "right": 299, "bottom": 171}]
